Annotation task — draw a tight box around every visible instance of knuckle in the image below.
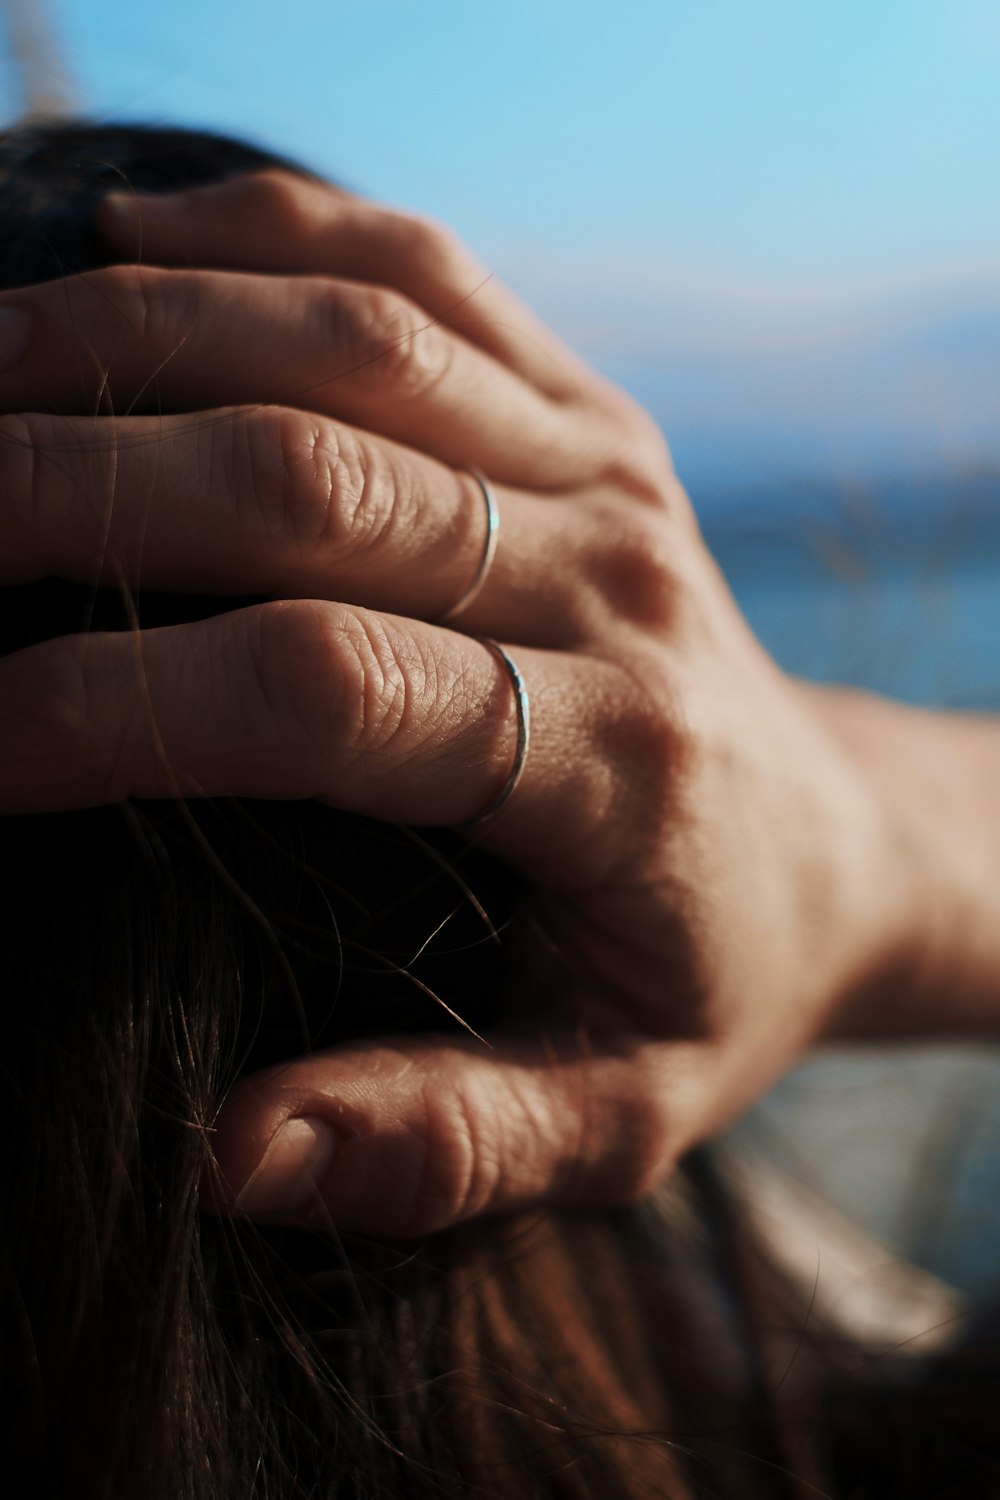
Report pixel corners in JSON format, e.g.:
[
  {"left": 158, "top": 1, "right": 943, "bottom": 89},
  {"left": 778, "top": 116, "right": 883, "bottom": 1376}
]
[
  {"left": 236, "top": 409, "right": 389, "bottom": 562},
  {"left": 629, "top": 659, "right": 694, "bottom": 771},
  {"left": 334, "top": 283, "right": 454, "bottom": 402},
  {"left": 250, "top": 599, "right": 351, "bottom": 758},
  {"left": 593, "top": 656, "right": 694, "bottom": 836},
  {"left": 237, "top": 407, "right": 333, "bottom": 550},
  {"left": 230, "top": 168, "right": 317, "bottom": 229},
  {"left": 612, "top": 1086, "right": 678, "bottom": 1202},
  {"left": 614, "top": 400, "right": 677, "bottom": 484},
  {"left": 251, "top": 602, "right": 435, "bottom": 783},
  {"left": 277, "top": 602, "right": 407, "bottom": 749},
  {"left": 310, "top": 427, "right": 396, "bottom": 563},
  {"left": 582, "top": 507, "right": 680, "bottom": 629},
  {"left": 339, "top": 612, "right": 424, "bottom": 757},
  {"left": 599, "top": 445, "right": 690, "bottom": 518},
  {"left": 558, "top": 1053, "right": 679, "bottom": 1208},
  {"left": 403, "top": 1083, "right": 500, "bottom": 1233},
  {"left": 83, "top": 261, "right": 136, "bottom": 309},
  {"left": 387, "top": 210, "right": 464, "bottom": 279},
  {"left": 93, "top": 263, "right": 196, "bottom": 356},
  {"left": 584, "top": 401, "right": 692, "bottom": 520},
  {"left": 594, "top": 1056, "right": 681, "bottom": 1204}
]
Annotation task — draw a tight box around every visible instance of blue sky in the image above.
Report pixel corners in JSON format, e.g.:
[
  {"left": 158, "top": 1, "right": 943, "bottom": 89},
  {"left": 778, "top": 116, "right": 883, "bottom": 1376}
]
[
  {"left": 2, "top": 1, "right": 998, "bottom": 487},
  {"left": 5, "top": 0, "right": 997, "bottom": 288}
]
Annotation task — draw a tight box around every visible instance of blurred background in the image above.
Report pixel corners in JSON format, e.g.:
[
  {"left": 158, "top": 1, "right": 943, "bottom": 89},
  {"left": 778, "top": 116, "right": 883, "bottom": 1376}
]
[{"left": 3, "top": 0, "right": 999, "bottom": 1294}]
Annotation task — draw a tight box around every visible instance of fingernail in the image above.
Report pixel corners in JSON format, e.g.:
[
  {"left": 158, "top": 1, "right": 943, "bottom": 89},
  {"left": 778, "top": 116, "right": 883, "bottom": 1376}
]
[
  {"left": 233, "top": 1115, "right": 337, "bottom": 1215},
  {"left": 0, "top": 307, "right": 32, "bottom": 369}
]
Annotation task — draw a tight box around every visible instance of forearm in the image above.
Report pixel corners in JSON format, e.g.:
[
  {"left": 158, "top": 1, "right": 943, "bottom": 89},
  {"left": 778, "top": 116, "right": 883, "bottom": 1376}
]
[{"left": 804, "top": 682, "right": 1000, "bottom": 1038}]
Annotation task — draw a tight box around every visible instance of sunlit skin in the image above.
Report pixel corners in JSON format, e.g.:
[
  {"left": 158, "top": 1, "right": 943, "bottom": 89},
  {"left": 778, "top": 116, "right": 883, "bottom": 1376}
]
[{"left": 0, "top": 171, "right": 998, "bottom": 1235}]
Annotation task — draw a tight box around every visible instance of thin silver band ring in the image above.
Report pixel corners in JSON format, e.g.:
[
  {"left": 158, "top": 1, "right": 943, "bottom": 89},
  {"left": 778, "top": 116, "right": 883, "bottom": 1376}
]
[
  {"left": 462, "top": 638, "right": 530, "bottom": 827},
  {"left": 440, "top": 469, "right": 499, "bottom": 622}
]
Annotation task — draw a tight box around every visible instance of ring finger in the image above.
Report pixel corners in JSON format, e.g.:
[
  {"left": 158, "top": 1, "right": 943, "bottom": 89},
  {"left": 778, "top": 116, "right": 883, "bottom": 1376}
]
[{"left": 0, "top": 406, "right": 592, "bottom": 646}]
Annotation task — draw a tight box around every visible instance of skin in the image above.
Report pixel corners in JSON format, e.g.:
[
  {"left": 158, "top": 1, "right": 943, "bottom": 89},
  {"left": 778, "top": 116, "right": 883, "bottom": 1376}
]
[{"left": 1, "top": 171, "right": 999, "bottom": 1236}]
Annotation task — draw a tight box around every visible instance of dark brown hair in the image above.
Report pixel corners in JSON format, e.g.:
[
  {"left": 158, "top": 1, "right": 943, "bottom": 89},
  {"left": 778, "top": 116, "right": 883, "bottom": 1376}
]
[
  {"left": 0, "top": 781, "right": 824, "bottom": 1498},
  {"left": 0, "top": 121, "right": 982, "bottom": 1500}
]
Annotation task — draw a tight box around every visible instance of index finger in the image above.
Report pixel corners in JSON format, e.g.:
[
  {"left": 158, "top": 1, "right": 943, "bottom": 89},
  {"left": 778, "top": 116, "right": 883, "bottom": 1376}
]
[{"left": 96, "top": 170, "right": 606, "bottom": 403}]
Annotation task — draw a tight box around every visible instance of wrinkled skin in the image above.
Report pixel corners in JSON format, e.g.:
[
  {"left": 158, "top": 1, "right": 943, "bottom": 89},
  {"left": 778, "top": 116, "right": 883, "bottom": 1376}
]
[{"left": 1, "top": 171, "right": 996, "bottom": 1235}]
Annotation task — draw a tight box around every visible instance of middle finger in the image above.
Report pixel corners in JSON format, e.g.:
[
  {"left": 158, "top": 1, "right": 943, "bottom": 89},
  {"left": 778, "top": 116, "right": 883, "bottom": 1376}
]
[
  {"left": 0, "top": 406, "right": 590, "bottom": 646},
  {"left": 0, "top": 266, "right": 615, "bottom": 491}
]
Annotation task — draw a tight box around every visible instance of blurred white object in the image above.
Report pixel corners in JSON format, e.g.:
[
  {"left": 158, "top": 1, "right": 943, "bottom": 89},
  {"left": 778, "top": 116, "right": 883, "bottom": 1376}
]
[
  {"left": 729, "top": 1145, "right": 967, "bottom": 1353},
  {"left": 738, "top": 1047, "right": 1000, "bottom": 1299},
  {"left": 1, "top": 0, "right": 78, "bottom": 122}
]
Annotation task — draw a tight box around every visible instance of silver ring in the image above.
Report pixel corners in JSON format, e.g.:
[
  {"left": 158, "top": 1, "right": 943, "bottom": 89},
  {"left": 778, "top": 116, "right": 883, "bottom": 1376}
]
[
  {"left": 440, "top": 469, "right": 499, "bottom": 622},
  {"left": 462, "top": 638, "right": 530, "bottom": 827}
]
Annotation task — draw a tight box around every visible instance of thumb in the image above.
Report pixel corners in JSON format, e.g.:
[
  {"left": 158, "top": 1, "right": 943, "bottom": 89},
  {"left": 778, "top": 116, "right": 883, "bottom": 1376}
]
[{"left": 203, "top": 1031, "right": 691, "bottom": 1237}]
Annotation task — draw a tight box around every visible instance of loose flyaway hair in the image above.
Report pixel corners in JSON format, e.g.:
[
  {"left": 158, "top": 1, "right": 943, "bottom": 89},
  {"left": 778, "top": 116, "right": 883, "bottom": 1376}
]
[{"left": 0, "top": 120, "right": 989, "bottom": 1500}]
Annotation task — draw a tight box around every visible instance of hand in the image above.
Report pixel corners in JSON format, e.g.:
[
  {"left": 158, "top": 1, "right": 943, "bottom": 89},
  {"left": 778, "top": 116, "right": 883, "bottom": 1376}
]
[{"left": 0, "top": 172, "right": 910, "bottom": 1234}]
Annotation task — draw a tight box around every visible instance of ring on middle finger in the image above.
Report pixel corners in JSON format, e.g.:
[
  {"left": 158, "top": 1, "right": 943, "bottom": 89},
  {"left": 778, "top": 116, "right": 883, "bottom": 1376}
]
[{"left": 440, "top": 468, "right": 499, "bottom": 623}]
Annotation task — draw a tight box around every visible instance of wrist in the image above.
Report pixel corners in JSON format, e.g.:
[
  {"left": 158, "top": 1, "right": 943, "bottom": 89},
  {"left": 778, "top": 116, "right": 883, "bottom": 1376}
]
[{"left": 801, "top": 682, "right": 1000, "bottom": 1040}]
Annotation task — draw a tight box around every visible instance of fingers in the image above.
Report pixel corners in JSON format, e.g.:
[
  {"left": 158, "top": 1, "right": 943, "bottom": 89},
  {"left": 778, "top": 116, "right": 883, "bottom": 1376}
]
[
  {"left": 0, "top": 265, "right": 611, "bottom": 490},
  {"left": 0, "top": 602, "right": 509, "bottom": 819},
  {"left": 0, "top": 601, "right": 639, "bottom": 879},
  {"left": 204, "top": 1029, "right": 700, "bottom": 1236},
  {"left": 96, "top": 170, "right": 602, "bottom": 403},
  {"left": 0, "top": 408, "right": 583, "bottom": 644}
]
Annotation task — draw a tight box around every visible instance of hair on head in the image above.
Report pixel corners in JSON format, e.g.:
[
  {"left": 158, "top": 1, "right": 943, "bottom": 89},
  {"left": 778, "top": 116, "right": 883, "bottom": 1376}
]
[
  {"left": 0, "top": 120, "right": 303, "bottom": 289},
  {"left": 0, "top": 119, "right": 874, "bottom": 1500}
]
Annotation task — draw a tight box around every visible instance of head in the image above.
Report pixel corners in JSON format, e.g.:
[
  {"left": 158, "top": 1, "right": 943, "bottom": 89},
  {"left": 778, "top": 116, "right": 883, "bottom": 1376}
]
[{"left": 0, "top": 120, "right": 833, "bottom": 1500}]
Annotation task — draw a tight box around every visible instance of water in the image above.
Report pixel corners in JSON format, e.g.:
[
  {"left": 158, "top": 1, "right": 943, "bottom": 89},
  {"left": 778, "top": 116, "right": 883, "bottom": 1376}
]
[
  {"left": 700, "top": 470, "right": 1000, "bottom": 708},
  {"left": 699, "top": 470, "right": 1000, "bottom": 1295}
]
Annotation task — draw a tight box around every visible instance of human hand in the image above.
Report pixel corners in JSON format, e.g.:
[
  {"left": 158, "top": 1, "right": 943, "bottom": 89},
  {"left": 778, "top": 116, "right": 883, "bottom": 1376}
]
[{"left": 0, "top": 172, "right": 910, "bottom": 1234}]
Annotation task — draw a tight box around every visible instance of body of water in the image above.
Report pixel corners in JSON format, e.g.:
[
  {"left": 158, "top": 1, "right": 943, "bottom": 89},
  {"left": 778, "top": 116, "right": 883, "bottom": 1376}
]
[
  {"left": 702, "top": 470, "right": 1000, "bottom": 707},
  {"left": 701, "top": 468, "right": 1000, "bottom": 1296}
]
